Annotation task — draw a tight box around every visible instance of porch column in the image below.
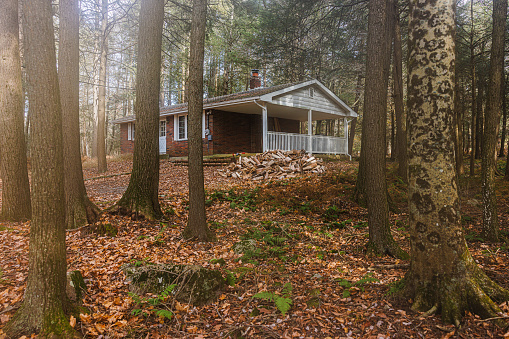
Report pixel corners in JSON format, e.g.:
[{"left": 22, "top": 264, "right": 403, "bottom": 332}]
[
  {"left": 262, "top": 103, "right": 268, "bottom": 152},
  {"left": 344, "top": 117, "right": 351, "bottom": 159},
  {"left": 308, "top": 109, "right": 312, "bottom": 154}
]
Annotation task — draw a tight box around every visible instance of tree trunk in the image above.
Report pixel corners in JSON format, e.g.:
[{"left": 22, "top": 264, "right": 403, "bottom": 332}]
[
  {"left": 348, "top": 74, "right": 362, "bottom": 157},
  {"left": 97, "top": 0, "right": 108, "bottom": 173},
  {"left": 0, "top": 0, "right": 31, "bottom": 221},
  {"left": 390, "top": 102, "right": 396, "bottom": 160},
  {"left": 392, "top": 3, "right": 407, "bottom": 182},
  {"left": 182, "top": 0, "right": 214, "bottom": 241},
  {"left": 453, "top": 58, "right": 464, "bottom": 176},
  {"left": 59, "top": 0, "right": 101, "bottom": 229},
  {"left": 475, "top": 73, "right": 485, "bottom": 159},
  {"left": 406, "top": 0, "right": 509, "bottom": 325},
  {"left": 4, "top": 0, "right": 78, "bottom": 336},
  {"left": 362, "top": 0, "right": 406, "bottom": 258},
  {"left": 111, "top": 0, "right": 165, "bottom": 220},
  {"left": 498, "top": 73, "right": 507, "bottom": 158},
  {"left": 481, "top": 0, "right": 506, "bottom": 242},
  {"left": 469, "top": 0, "right": 476, "bottom": 176}
]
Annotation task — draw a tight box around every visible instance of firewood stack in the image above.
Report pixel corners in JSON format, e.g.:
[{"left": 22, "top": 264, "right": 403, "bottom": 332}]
[{"left": 219, "top": 150, "right": 325, "bottom": 180}]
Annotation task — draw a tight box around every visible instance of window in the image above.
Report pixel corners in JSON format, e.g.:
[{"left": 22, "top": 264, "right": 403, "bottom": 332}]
[
  {"left": 127, "top": 122, "right": 135, "bottom": 141},
  {"left": 174, "top": 114, "right": 187, "bottom": 140},
  {"left": 159, "top": 120, "right": 166, "bottom": 137},
  {"left": 173, "top": 112, "right": 206, "bottom": 141}
]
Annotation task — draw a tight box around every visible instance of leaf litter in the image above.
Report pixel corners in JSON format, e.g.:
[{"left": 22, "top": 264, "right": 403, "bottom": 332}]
[{"left": 0, "top": 158, "right": 508, "bottom": 338}]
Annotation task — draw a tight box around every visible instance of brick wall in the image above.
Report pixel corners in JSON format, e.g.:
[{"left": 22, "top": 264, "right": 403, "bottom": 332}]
[
  {"left": 211, "top": 110, "right": 262, "bottom": 154},
  {"left": 165, "top": 115, "right": 213, "bottom": 157},
  {"left": 120, "top": 112, "right": 301, "bottom": 156},
  {"left": 120, "top": 123, "right": 134, "bottom": 153}
]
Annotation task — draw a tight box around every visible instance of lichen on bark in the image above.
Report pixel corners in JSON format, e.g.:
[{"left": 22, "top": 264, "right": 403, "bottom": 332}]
[{"left": 406, "top": 0, "right": 509, "bottom": 326}]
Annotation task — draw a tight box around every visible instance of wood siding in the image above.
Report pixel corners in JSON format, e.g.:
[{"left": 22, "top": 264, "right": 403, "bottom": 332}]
[{"left": 272, "top": 87, "right": 344, "bottom": 113}]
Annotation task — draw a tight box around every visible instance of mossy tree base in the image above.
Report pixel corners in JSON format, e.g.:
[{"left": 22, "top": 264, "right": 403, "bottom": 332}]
[
  {"left": 406, "top": 260, "right": 509, "bottom": 327},
  {"left": 182, "top": 224, "right": 216, "bottom": 242},
  {"left": 366, "top": 239, "right": 409, "bottom": 260},
  {"left": 109, "top": 193, "right": 163, "bottom": 221},
  {"left": 66, "top": 197, "right": 101, "bottom": 229},
  {"left": 4, "top": 302, "right": 82, "bottom": 338}
]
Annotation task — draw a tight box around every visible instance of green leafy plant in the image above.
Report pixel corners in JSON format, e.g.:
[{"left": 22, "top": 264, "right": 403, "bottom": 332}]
[
  {"left": 129, "top": 284, "right": 176, "bottom": 320},
  {"left": 325, "top": 219, "right": 352, "bottom": 230},
  {"left": 152, "top": 225, "right": 168, "bottom": 246},
  {"left": 352, "top": 221, "right": 368, "bottom": 229},
  {"left": 206, "top": 189, "right": 258, "bottom": 211},
  {"left": 464, "top": 231, "right": 484, "bottom": 242},
  {"left": 253, "top": 283, "right": 293, "bottom": 315},
  {"left": 322, "top": 205, "right": 347, "bottom": 222},
  {"left": 386, "top": 278, "right": 406, "bottom": 297},
  {"left": 336, "top": 273, "right": 379, "bottom": 298}
]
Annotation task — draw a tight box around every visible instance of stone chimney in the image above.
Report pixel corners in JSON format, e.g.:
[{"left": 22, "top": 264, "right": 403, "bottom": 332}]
[{"left": 249, "top": 69, "right": 261, "bottom": 89}]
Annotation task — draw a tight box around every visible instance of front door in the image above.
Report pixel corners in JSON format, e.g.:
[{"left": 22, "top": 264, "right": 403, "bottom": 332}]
[{"left": 159, "top": 120, "right": 166, "bottom": 154}]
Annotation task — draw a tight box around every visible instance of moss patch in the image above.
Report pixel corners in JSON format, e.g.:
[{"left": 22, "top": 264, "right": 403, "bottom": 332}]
[{"left": 123, "top": 263, "right": 225, "bottom": 306}]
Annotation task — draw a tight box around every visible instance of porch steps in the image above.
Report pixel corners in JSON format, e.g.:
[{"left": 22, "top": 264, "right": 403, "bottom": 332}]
[{"left": 169, "top": 157, "right": 234, "bottom": 167}]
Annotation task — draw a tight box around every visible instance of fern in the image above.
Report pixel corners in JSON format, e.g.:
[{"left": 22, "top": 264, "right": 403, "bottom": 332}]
[
  {"left": 155, "top": 309, "right": 174, "bottom": 320},
  {"left": 274, "top": 297, "right": 292, "bottom": 315},
  {"left": 253, "top": 283, "right": 293, "bottom": 315},
  {"left": 253, "top": 291, "right": 276, "bottom": 301},
  {"left": 281, "top": 282, "right": 293, "bottom": 297}
]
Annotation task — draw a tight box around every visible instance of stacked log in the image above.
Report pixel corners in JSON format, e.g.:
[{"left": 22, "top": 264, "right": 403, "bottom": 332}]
[{"left": 219, "top": 150, "right": 325, "bottom": 180}]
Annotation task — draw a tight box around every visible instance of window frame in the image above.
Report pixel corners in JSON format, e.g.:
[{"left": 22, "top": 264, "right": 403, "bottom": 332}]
[
  {"left": 127, "top": 122, "right": 135, "bottom": 141},
  {"left": 173, "top": 112, "right": 206, "bottom": 141}
]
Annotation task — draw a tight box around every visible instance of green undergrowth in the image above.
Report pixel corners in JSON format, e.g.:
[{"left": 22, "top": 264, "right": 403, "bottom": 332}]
[
  {"left": 206, "top": 188, "right": 258, "bottom": 211},
  {"left": 252, "top": 282, "right": 293, "bottom": 315},
  {"left": 237, "top": 222, "right": 299, "bottom": 264},
  {"left": 336, "top": 272, "right": 379, "bottom": 298},
  {"left": 129, "top": 284, "right": 176, "bottom": 320}
]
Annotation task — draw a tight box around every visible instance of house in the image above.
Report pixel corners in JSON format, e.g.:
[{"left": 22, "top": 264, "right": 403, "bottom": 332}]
[{"left": 112, "top": 71, "right": 358, "bottom": 158}]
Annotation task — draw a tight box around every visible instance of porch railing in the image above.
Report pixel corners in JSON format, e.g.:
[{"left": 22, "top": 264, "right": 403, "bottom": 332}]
[{"left": 267, "top": 131, "right": 348, "bottom": 155}]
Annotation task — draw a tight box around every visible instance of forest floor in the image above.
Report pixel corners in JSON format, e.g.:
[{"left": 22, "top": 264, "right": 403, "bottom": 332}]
[{"left": 1, "top": 156, "right": 509, "bottom": 338}]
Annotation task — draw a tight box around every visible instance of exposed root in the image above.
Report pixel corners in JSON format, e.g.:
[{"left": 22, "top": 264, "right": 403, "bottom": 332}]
[
  {"left": 65, "top": 196, "right": 102, "bottom": 230},
  {"left": 182, "top": 225, "right": 216, "bottom": 242},
  {"left": 406, "top": 267, "right": 509, "bottom": 327},
  {"left": 422, "top": 304, "right": 438, "bottom": 317},
  {"left": 108, "top": 199, "right": 163, "bottom": 221},
  {"left": 366, "top": 239, "right": 409, "bottom": 260}
]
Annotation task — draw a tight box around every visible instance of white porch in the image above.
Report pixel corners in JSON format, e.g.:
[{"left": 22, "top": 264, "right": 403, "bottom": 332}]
[{"left": 267, "top": 131, "right": 348, "bottom": 155}]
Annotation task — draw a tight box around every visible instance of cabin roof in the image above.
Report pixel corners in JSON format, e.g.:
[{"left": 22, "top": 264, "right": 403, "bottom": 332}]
[{"left": 112, "top": 79, "right": 357, "bottom": 124}]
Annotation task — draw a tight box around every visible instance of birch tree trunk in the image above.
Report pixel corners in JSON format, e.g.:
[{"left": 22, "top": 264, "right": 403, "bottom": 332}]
[
  {"left": 406, "top": 0, "right": 509, "bottom": 325},
  {"left": 0, "top": 0, "right": 31, "bottom": 221}
]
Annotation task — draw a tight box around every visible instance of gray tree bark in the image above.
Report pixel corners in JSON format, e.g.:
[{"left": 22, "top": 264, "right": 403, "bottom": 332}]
[
  {"left": 59, "top": 0, "right": 101, "bottom": 229},
  {"left": 481, "top": 0, "right": 507, "bottom": 242},
  {"left": 111, "top": 0, "right": 164, "bottom": 220},
  {"left": 182, "top": 0, "right": 215, "bottom": 241},
  {"left": 362, "top": 0, "right": 406, "bottom": 258},
  {"left": 406, "top": 0, "right": 509, "bottom": 325},
  {"left": 97, "top": 0, "right": 108, "bottom": 173},
  {"left": 4, "top": 0, "right": 78, "bottom": 335},
  {"left": 0, "top": 0, "right": 31, "bottom": 222},
  {"left": 392, "top": 2, "right": 407, "bottom": 182}
]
